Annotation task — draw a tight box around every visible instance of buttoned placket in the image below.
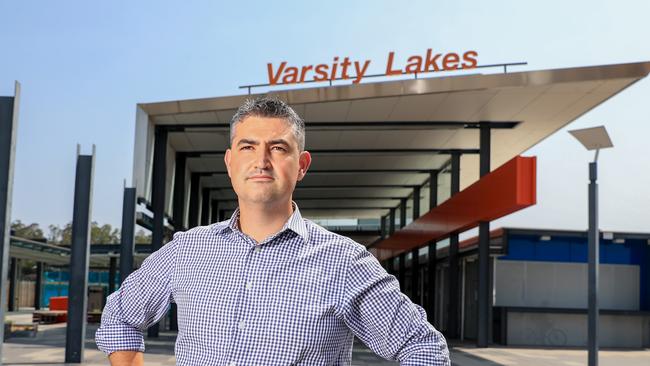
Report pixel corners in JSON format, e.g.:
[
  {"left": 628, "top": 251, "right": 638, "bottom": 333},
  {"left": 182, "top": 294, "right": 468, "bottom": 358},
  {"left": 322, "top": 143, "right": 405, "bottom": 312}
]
[{"left": 227, "top": 231, "right": 269, "bottom": 365}]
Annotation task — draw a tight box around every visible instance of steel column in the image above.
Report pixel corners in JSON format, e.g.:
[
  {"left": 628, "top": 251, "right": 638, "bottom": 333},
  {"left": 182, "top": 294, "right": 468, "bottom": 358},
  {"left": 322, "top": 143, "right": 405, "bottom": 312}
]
[
  {"left": 65, "top": 151, "right": 95, "bottom": 363},
  {"left": 427, "top": 170, "right": 439, "bottom": 325},
  {"left": 108, "top": 257, "right": 117, "bottom": 294},
  {"left": 400, "top": 199, "right": 407, "bottom": 228},
  {"left": 413, "top": 186, "right": 420, "bottom": 219},
  {"left": 35, "top": 262, "right": 43, "bottom": 310},
  {"left": 588, "top": 161, "right": 599, "bottom": 366},
  {"left": 172, "top": 152, "right": 186, "bottom": 231},
  {"left": 447, "top": 152, "right": 460, "bottom": 339},
  {"left": 211, "top": 200, "right": 219, "bottom": 224},
  {"left": 477, "top": 123, "right": 491, "bottom": 347},
  {"left": 148, "top": 127, "right": 167, "bottom": 338},
  {"left": 388, "top": 208, "right": 396, "bottom": 235},
  {"left": 201, "top": 187, "right": 210, "bottom": 225},
  {"left": 398, "top": 252, "right": 406, "bottom": 292},
  {"left": 8, "top": 257, "right": 17, "bottom": 311},
  {"left": 188, "top": 173, "right": 200, "bottom": 228},
  {"left": 411, "top": 247, "right": 420, "bottom": 303},
  {"left": 0, "top": 85, "right": 20, "bottom": 357},
  {"left": 380, "top": 215, "right": 386, "bottom": 239},
  {"left": 119, "top": 187, "right": 136, "bottom": 285}
]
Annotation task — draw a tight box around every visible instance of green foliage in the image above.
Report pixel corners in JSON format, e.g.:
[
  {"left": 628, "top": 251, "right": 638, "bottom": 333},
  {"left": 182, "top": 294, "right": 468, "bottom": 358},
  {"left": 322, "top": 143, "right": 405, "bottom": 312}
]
[{"left": 10, "top": 220, "right": 45, "bottom": 240}]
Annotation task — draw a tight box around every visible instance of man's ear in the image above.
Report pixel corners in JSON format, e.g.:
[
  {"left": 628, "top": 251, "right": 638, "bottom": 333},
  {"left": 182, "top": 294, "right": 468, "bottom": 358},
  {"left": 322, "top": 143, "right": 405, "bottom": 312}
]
[
  {"left": 224, "top": 149, "right": 232, "bottom": 178},
  {"left": 297, "top": 151, "right": 312, "bottom": 181}
]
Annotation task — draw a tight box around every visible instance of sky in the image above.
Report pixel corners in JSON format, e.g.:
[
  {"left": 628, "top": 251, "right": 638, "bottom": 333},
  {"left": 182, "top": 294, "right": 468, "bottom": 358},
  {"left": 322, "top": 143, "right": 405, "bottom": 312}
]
[{"left": 1, "top": 0, "right": 649, "bottom": 235}]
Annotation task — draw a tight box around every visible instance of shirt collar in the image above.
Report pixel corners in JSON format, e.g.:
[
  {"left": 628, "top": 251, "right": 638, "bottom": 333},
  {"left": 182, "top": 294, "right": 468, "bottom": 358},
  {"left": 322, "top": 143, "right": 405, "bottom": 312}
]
[{"left": 213, "top": 201, "right": 309, "bottom": 243}]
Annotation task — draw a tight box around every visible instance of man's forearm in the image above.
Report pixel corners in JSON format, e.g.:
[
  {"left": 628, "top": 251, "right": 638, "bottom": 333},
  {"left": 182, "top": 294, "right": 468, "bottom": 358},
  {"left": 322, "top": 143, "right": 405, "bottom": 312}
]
[{"left": 108, "top": 351, "right": 144, "bottom": 366}]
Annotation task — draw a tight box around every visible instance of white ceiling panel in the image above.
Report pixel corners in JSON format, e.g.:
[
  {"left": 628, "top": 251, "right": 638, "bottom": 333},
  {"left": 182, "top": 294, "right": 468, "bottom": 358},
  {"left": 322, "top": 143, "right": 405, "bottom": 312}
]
[
  {"left": 387, "top": 94, "right": 448, "bottom": 121},
  {"left": 345, "top": 97, "right": 400, "bottom": 121},
  {"left": 304, "top": 101, "right": 351, "bottom": 121}
]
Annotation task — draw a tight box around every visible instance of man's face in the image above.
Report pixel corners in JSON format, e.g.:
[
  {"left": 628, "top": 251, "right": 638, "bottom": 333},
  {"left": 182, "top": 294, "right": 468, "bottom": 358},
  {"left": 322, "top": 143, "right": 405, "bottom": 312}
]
[{"left": 224, "top": 116, "right": 311, "bottom": 206}]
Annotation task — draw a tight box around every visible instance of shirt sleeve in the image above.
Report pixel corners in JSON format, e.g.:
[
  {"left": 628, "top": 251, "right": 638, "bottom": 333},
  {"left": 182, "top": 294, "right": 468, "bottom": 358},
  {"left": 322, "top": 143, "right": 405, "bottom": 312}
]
[
  {"left": 338, "top": 243, "right": 450, "bottom": 365},
  {"left": 95, "top": 233, "right": 181, "bottom": 355}
]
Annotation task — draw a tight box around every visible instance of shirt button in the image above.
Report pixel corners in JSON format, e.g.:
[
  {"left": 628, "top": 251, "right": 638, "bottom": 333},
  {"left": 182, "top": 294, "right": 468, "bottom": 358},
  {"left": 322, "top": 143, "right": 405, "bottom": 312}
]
[
  {"left": 254, "top": 246, "right": 262, "bottom": 253},
  {"left": 238, "top": 321, "right": 246, "bottom": 330},
  {"left": 245, "top": 282, "right": 253, "bottom": 290},
  {"left": 229, "top": 362, "right": 237, "bottom": 366}
]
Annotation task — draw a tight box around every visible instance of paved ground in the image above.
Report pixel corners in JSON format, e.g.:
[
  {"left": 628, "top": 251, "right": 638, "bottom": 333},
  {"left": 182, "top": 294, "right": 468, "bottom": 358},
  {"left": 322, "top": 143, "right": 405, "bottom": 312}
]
[{"left": 3, "top": 312, "right": 649, "bottom": 365}]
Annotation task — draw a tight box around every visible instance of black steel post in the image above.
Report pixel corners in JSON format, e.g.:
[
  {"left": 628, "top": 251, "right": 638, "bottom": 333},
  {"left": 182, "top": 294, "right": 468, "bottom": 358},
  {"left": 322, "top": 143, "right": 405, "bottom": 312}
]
[
  {"left": 588, "top": 161, "right": 599, "bottom": 366},
  {"left": 188, "top": 173, "right": 200, "bottom": 228},
  {"left": 380, "top": 215, "right": 386, "bottom": 239},
  {"left": 411, "top": 247, "right": 420, "bottom": 303},
  {"left": 0, "top": 85, "right": 20, "bottom": 355},
  {"left": 201, "top": 187, "right": 210, "bottom": 225},
  {"left": 429, "top": 170, "right": 438, "bottom": 210},
  {"left": 447, "top": 152, "right": 461, "bottom": 339},
  {"left": 389, "top": 208, "right": 396, "bottom": 235},
  {"left": 413, "top": 186, "right": 420, "bottom": 219},
  {"left": 427, "top": 170, "right": 439, "bottom": 325},
  {"left": 211, "top": 200, "right": 219, "bottom": 224},
  {"left": 398, "top": 252, "right": 406, "bottom": 292},
  {"left": 148, "top": 127, "right": 167, "bottom": 338},
  {"left": 65, "top": 151, "right": 95, "bottom": 363},
  {"left": 108, "top": 257, "right": 117, "bottom": 295},
  {"left": 8, "top": 257, "right": 17, "bottom": 311},
  {"left": 119, "top": 187, "right": 136, "bottom": 285},
  {"left": 172, "top": 152, "right": 186, "bottom": 232},
  {"left": 477, "top": 123, "right": 491, "bottom": 347},
  {"left": 400, "top": 199, "right": 407, "bottom": 228},
  {"left": 35, "top": 262, "right": 43, "bottom": 310}
]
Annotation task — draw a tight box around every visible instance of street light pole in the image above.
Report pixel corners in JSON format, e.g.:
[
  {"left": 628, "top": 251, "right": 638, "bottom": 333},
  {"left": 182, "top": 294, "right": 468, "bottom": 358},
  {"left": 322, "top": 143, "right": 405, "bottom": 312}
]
[
  {"left": 569, "top": 126, "right": 613, "bottom": 366},
  {"left": 588, "top": 156, "right": 599, "bottom": 366}
]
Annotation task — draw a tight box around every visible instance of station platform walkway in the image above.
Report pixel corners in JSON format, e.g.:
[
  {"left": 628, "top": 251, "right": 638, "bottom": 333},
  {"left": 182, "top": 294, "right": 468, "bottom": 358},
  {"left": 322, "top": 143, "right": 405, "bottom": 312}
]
[{"left": 3, "top": 312, "right": 649, "bottom": 365}]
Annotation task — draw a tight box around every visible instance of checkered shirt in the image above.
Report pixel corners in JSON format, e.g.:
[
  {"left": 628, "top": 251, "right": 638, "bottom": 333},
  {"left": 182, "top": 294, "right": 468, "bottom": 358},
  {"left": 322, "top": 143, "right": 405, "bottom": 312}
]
[{"left": 95, "top": 204, "right": 450, "bottom": 365}]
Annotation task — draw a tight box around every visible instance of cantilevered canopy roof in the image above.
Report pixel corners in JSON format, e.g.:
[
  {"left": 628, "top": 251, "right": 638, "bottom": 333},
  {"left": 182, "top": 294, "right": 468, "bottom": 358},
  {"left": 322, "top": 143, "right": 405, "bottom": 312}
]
[{"left": 133, "top": 61, "right": 650, "bottom": 223}]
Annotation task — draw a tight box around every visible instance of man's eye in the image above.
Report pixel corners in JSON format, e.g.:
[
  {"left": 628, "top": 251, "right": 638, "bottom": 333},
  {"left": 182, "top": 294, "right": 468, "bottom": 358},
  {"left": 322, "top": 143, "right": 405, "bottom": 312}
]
[
  {"left": 240, "top": 146, "right": 253, "bottom": 151},
  {"left": 272, "top": 146, "right": 287, "bottom": 152}
]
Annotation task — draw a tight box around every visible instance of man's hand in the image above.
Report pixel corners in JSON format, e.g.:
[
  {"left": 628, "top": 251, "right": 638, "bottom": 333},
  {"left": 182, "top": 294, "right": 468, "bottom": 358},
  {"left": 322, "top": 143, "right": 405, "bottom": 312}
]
[{"left": 108, "top": 351, "right": 144, "bottom": 366}]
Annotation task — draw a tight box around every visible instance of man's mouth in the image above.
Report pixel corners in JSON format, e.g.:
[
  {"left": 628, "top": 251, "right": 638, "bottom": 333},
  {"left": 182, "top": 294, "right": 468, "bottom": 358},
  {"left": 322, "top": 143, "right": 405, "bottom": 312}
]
[{"left": 248, "top": 175, "right": 274, "bottom": 180}]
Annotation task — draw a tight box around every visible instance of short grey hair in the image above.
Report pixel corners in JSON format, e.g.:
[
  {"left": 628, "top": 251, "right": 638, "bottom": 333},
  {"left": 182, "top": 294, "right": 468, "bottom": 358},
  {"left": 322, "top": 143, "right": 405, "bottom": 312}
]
[{"left": 230, "top": 96, "right": 305, "bottom": 151}]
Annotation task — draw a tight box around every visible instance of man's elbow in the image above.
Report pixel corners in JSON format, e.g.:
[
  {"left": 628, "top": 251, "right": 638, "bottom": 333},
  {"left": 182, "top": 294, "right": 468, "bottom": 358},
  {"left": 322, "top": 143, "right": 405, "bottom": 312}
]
[{"left": 108, "top": 350, "right": 144, "bottom": 366}]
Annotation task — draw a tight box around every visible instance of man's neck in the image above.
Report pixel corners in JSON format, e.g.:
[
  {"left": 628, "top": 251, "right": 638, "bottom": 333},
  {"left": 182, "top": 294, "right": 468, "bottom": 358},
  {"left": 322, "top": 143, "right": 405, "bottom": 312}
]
[{"left": 238, "top": 199, "right": 294, "bottom": 243}]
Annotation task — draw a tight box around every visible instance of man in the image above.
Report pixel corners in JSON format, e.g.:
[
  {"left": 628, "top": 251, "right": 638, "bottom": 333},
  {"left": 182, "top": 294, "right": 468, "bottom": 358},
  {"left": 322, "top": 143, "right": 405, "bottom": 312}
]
[{"left": 96, "top": 97, "right": 450, "bottom": 365}]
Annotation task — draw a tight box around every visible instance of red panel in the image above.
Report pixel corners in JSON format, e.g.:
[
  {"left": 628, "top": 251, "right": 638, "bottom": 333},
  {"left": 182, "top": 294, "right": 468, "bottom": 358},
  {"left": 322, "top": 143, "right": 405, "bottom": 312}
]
[{"left": 373, "top": 156, "right": 536, "bottom": 261}]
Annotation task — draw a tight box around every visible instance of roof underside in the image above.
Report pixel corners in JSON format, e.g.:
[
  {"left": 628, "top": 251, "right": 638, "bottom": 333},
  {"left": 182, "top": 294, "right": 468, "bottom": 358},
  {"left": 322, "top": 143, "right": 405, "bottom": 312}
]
[{"left": 135, "top": 61, "right": 650, "bottom": 224}]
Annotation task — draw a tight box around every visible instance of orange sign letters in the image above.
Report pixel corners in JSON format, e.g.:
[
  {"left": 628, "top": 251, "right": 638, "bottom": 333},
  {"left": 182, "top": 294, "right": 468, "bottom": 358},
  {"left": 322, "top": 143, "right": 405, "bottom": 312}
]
[{"left": 267, "top": 49, "right": 478, "bottom": 86}]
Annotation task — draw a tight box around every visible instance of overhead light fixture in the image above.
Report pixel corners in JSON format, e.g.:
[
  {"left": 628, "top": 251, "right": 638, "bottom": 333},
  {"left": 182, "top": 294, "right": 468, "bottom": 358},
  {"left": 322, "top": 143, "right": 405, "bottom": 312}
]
[{"left": 539, "top": 235, "right": 552, "bottom": 241}]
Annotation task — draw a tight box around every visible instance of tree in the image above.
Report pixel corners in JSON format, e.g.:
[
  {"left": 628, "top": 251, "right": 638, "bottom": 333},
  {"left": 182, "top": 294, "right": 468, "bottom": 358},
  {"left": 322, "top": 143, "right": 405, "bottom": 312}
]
[
  {"left": 11, "top": 220, "right": 45, "bottom": 240},
  {"left": 134, "top": 229, "right": 151, "bottom": 244}
]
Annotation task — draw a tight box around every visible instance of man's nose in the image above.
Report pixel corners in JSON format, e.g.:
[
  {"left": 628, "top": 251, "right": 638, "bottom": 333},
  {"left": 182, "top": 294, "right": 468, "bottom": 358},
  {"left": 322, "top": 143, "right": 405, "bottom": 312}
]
[{"left": 254, "top": 146, "right": 271, "bottom": 170}]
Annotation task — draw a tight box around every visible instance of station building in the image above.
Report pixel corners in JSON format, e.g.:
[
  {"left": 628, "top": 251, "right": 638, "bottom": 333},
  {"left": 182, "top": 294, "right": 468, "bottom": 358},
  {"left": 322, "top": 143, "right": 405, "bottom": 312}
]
[{"left": 5, "top": 61, "right": 649, "bottom": 349}]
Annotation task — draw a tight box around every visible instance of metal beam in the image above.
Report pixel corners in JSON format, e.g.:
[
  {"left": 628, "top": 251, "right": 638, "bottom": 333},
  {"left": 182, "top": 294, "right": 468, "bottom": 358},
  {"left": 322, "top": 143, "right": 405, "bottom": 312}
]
[
  {"left": 184, "top": 148, "right": 480, "bottom": 157},
  {"left": 411, "top": 247, "right": 420, "bottom": 304},
  {"left": 188, "top": 173, "right": 200, "bottom": 228},
  {"left": 204, "top": 169, "right": 438, "bottom": 175},
  {"left": 211, "top": 199, "right": 220, "bottom": 224},
  {"left": 388, "top": 208, "right": 396, "bottom": 235},
  {"left": 8, "top": 257, "right": 16, "bottom": 311},
  {"left": 158, "top": 121, "right": 519, "bottom": 132},
  {"left": 65, "top": 150, "right": 95, "bottom": 363},
  {"left": 211, "top": 185, "right": 420, "bottom": 191},
  {"left": 477, "top": 122, "right": 491, "bottom": 347},
  {"left": 0, "top": 84, "right": 20, "bottom": 356},
  {"left": 201, "top": 187, "right": 210, "bottom": 225},
  {"left": 400, "top": 199, "right": 407, "bottom": 228},
  {"left": 447, "top": 151, "right": 461, "bottom": 339},
  {"left": 172, "top": 152, "right": 186, "bottom": 231},
  {"left": 427, "top": 170, "right": 439, "bottom": 326},
  {"left": 210, "top": 196, "right": 408, "bottom": 202},
  {"left": 35, "top": 262, "right": 43, "bottom": 310},
  {"left": 413, "top": 186, "right": 421, "bottom": 219},
  {"left": 108, "top": 257, "right": 117, "bottom": 294},
  {"left": 380, "top": 215, "right": 386, "bottom": 240},
  {"left": 119, "top": 187, "right": 136, "bottom": 285},
  {"left": 148, "top": 126, "right": 167, "bottom": 339}
]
